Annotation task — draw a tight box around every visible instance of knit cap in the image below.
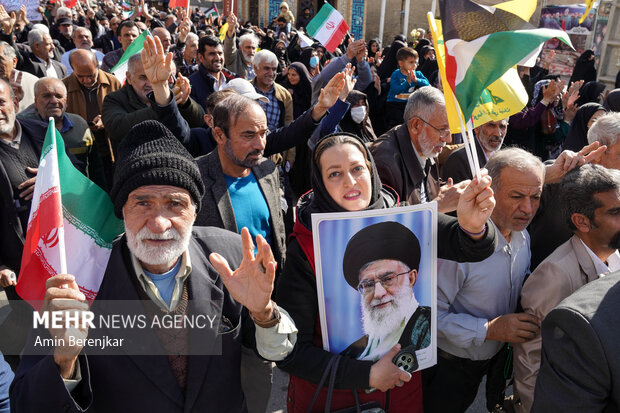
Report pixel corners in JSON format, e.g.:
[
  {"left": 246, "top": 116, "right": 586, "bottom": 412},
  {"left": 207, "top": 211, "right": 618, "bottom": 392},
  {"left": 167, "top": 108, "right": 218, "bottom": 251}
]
[{"left": 110, "top": 120, "right": 204, "bottom": 218}]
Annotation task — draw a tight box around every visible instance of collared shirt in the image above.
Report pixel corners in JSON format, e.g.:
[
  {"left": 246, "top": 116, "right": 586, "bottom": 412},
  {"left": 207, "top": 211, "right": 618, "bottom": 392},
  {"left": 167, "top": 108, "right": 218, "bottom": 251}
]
[
  {"left": 35, "top": 55, "right": 60, "bottom": 79},
  {"left": 579, "top": 238, "right": 620, "bottom": 276},
  {"left": 436, "top": 221, "right": 531, "bottom": 360},
  {"left": 132, "top": 251, "right": 192, "bottom": 311},
  {"left": 0, "top": 122, "right": 22, "bottom": 149},
  {"left": 256, "top": 86, "right": 281, "bottom": 132},
  {"left": 38, "top": 114, "right": 74, "bottom": 134},
  {"left": 246, "top": 64, "right": 255, "bottom": 81},
  {"left": 207, "top": 71, "right": 227, "bottom": 92},
  {"left": 411, "top": 141, "right": 430, "bottom": 203}
]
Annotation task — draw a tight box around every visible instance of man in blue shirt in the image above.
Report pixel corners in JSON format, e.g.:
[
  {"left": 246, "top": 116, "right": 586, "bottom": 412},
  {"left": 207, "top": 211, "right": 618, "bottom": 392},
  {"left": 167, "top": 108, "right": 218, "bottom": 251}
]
[{"left": 423, "top": 147, "right": 586, "bottom": 412}]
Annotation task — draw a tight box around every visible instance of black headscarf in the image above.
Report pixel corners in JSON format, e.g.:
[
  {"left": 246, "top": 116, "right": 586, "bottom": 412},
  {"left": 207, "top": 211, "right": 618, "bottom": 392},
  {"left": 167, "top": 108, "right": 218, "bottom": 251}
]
[
  {"left": 569, "top": 50, "right": 597, "bottom": 86},
  {"left": 281, "top": 62, "right": 312, "bottom": 118},
  {"left": 339, "top": 90, "right": 377, "bottom": 143},
  {"left": 604, "top": 88, "right": 620, "bottom": 112},
  {"left": 308, "top": 133, "right": 396, "bottom": 214},
  {"left": 378, "top": 36, "right": 407, "bottom": 80},
  {"left": 367, "top": 39, "right": 380, "bottom": 59},
  {"left": 415, "top": 38, "right": 432, "bottom": 66},
  {"left": 563, "top": 103, "right": 606, "bottom": 152},
  {"left": 299, "top": 47, "right": 317, "bottom": 74},
  {"left": 575, "top": 81, "right": 606, "bottom": 107}
]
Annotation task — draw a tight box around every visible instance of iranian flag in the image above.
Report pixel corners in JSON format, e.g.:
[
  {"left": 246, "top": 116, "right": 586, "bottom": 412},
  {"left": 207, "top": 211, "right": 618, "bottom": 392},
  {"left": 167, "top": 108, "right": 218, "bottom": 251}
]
[
  {"left": 111, "top": 29, "right": 150, "bottom": 85},
  {"left": 16, "top": 119, "right": 123, "bottom": 309},
  {"left": 306, "top": 3, "right": 349, "bottom": 53},
  {"left": 439, "top": 0, "right": 572, "bottom": 120}
]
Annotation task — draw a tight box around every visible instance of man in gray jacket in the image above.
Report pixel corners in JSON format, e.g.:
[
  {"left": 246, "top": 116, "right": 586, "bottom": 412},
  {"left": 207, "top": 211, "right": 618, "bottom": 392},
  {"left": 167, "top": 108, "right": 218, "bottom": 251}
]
[{"left": 224, "top": 13, "right": 258, "bottom": 81}]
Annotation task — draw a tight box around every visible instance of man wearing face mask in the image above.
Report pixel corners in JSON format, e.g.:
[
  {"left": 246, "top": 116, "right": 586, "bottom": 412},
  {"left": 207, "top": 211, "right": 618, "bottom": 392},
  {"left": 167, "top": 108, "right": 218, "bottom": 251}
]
[{"left": 339, "top": 90, "right": 377, "bottom": 143}]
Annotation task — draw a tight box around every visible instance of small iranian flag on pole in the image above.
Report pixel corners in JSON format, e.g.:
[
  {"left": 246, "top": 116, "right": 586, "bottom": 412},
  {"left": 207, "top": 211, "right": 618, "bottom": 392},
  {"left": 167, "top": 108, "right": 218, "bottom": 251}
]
[
  {"left": 16, "top": 119, "right": 123, "bottom": 309},
  {"left": 111, "top": 30, "right": 150, "bottom": 85},
  {"left": 306, "top": 3, "right": 349, "bottom": 53}
]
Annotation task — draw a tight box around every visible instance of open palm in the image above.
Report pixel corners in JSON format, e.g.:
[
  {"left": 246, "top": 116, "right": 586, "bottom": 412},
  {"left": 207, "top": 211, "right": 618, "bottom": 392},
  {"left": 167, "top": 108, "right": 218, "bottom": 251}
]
[
  {"left": 209, "top": 228, "right": 275, "bottom": 315},
  {"left": 141, "top": 35, "right": 173, "bottom": 85}
]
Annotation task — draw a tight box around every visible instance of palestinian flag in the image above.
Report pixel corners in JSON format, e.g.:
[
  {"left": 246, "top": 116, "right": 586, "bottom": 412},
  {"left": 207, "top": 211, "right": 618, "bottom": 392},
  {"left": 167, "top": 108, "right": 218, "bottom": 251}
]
[
  {"left": 205, "top": 5, "right": 219, "bottom": 19},
  {"left": 111, "top": 29, "right": 150, "bottom": 85},
  {"left": 306, "top": 3, "right": 349, "bottom": 53},
  {"left": 439, "top": 0, "right": 572, "bottom": 120},
  {"left": 427, "top": 12, "right": 528, "bottom": 133},
  {"left": 16, "top": 119, "right": 123, "bottom": 309}
]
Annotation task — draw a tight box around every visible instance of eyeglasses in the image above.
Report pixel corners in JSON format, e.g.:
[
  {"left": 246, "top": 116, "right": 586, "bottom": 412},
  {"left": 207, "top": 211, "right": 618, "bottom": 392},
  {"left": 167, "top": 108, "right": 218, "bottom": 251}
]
[
  {"left": 357, "top": 271, "right": 410, "bottom": 296},
  {"left": 414, "top": 117, "right": 451, "bottom": 139}
]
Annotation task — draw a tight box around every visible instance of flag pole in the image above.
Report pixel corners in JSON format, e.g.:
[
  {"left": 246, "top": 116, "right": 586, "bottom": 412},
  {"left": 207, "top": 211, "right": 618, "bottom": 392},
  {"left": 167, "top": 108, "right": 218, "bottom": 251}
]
[
  {"left": 451, "top": 95, "right": 481, "bottom": 180},
  {"left": 428, "top": 12, "right": 479, "bottom": 180},
  {"left": 49, "top": 117, "right": 68, "bottom": 275}
]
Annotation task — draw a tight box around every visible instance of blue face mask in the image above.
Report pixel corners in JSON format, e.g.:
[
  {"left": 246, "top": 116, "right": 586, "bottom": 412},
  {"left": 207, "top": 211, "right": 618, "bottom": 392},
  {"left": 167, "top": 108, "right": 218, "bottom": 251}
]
[{"left": 309, "top": 56, "right": 319, "bottom": 68}]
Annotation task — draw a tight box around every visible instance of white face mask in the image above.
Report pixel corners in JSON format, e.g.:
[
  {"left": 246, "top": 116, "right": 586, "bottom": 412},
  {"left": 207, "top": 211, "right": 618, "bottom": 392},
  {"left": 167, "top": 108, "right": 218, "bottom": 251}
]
[{"left": 350, "top": 106, "right": 367, "bottom": 123}]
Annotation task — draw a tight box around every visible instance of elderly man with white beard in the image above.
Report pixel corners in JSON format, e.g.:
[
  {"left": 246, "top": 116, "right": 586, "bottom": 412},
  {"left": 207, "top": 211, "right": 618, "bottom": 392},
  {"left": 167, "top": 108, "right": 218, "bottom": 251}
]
[
  {"left": 224, "top": 13, "right": 258, "bottom": 81},
  {"left": 340, "top": 222, "right": 430, "bottom": 363},
  {"left": 10, "top": 120, "right": 298, "bottom": 413}
]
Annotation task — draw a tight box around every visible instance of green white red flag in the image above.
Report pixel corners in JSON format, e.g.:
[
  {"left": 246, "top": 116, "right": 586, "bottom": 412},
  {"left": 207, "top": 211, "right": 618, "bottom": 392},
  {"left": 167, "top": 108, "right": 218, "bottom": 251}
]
[
  {"left": 306, "top": 3, "right": 349, "bottom": 53},
  {"left": 111, "top": 29, "right": 150, "bottom": 85},
  {"left": 16, "top": 119, "right": 123, "bottom": 308},
  {"left": 439, "top": 0, "right": 572, "bottom": 120}
]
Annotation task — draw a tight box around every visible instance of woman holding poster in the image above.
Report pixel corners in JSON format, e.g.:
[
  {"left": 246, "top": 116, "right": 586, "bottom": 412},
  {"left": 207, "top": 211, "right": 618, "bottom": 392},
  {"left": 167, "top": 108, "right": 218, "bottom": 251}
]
[{"left": 276, "top": 133, "right": 498, "bottom": 412}]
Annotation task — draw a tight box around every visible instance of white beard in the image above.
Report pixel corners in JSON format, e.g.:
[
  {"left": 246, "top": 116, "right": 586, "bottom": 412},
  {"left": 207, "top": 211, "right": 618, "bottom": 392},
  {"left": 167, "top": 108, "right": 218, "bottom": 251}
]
[
  {"left": 360, "top": 286, "right": 419, "bottom": 341},
  {"left": 125, "top": 225, "right": 191, "bottom": 269}
]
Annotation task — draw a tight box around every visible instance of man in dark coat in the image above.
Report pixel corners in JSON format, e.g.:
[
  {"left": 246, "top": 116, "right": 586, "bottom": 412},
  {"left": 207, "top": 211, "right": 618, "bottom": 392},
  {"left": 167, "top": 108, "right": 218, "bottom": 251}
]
[
  {"left": 370, "top": 87, "right": 465, "bottom": 213},
  {"left": 10, "top": 120, "right": 297, "bottom": 412},
  {"left": 188, "top": 35, "right": 239, "bottom": 111},
  {"left": 19, "top": 30, "right": 67, "bottom": 79},
  {"left": 532, "top": 271, "right": 620, "bottom": 412},
  {"left": 441, "top": 118, "right": 509, "bottom": 184}
]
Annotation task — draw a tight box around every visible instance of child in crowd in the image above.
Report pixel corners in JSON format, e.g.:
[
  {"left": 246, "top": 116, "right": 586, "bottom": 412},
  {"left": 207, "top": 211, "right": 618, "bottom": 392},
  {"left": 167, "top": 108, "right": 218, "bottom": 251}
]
[{"left": 385, "top": 47, "right": 430, "bottom": 128}]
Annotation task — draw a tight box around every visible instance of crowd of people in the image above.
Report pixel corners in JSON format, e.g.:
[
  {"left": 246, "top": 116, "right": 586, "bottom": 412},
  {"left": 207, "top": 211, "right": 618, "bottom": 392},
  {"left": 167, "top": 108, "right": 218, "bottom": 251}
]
[{"left": 0, "top": 1, "right": 620, "bottom": 412}]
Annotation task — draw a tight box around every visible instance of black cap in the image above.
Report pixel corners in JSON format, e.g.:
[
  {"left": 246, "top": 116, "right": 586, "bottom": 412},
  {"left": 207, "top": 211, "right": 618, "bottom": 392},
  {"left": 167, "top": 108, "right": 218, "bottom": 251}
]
[
  {"left": 56, "top": 17, "right": 73, "bottom": 26},
  {"left": 342, "top": 222, "right": 421, "bottom": 289},
  {"left": 110, "top": 120, "right": 205, "bottom": 218}
]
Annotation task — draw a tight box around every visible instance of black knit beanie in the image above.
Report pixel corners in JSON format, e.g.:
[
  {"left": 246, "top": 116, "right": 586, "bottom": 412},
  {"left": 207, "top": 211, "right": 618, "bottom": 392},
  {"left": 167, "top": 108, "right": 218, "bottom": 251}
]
[{"left": 110, "top": 120, "right": 205, "bottom": 218}]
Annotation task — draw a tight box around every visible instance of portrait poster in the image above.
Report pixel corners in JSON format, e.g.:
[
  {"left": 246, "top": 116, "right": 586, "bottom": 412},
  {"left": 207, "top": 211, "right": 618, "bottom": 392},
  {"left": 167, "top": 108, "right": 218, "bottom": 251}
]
[
  {"left": 312, "top": 203, "right": 437, "bottom": 372},
  {"left": 0, "top": 0, "right": 41, "bottom": 22}
]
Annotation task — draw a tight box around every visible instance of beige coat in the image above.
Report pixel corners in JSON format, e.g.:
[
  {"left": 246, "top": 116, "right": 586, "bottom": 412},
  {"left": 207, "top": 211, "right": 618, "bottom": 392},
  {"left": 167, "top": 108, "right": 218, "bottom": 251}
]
[
  {"left": 513, "top": 235, "right": 601, "bottom": 412},
  {"left": 63, "top": 70, "right": 121, "bottom": 161}
]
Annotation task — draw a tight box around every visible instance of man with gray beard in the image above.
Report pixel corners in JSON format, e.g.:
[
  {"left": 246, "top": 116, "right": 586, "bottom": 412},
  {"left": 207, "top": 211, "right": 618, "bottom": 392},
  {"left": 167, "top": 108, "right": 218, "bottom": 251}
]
[
  {"left": 11, "top": 119, "right": 298, "bottom": 412},
  {"left": 340, "top": 222, "right": 431, "bottom": 363}
]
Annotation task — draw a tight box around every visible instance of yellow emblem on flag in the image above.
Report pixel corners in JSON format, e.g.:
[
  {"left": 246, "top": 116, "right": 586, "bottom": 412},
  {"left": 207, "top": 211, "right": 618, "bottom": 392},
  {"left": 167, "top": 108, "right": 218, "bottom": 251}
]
[
  {"left": 219, "top": 23, "right": 229, "bottom": 42},
  {"left": 428, "top": 16, "right": 528, "bottom": 133}
]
